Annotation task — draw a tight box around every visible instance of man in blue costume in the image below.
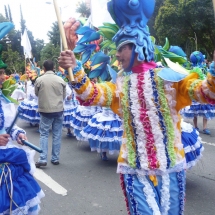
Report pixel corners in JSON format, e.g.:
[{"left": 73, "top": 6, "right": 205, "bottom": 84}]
[{"left": 59, "top": 0, "right": 215, "bottom": 214}]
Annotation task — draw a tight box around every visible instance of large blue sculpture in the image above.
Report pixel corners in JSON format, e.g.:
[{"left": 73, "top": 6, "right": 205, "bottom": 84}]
[{"left": 108, "top": 0, "right": 155, "bottom": 62}]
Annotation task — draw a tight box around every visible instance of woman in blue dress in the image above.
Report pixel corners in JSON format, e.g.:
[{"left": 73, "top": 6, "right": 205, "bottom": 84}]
[{"left": 0, "top": 62, "right": 44, "bottom": 214}]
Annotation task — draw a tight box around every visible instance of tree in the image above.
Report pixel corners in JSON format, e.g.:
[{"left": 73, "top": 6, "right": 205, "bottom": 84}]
[
  {"left": 155, "top": 0, "right": 215, "bottom": 59},
  {"left": 0, "top": 14, "right": 20, "bottom": 53},
  {"left": 76, "top": 1, "right": 91, "bottom": 18},
  {"left": 47, "top": 21, "right": 60, "bottom": 47},
  {"left": 4, "top": 6, "right": 9, "bottom": 20},
  {"left": 40, "top": 43, "right": 60, "bottom": 70},
  {"left": 147, "top": 0, "right": 165, "bottom": 42},
  {"left": 8, "top": 5, "right": 13, "bottom": 23},
  {"left": 2, "top": 44, "right": 25, "bottom": 74},
  {"left": 20, "top": 5, "right": 26, "bottom": 34}
]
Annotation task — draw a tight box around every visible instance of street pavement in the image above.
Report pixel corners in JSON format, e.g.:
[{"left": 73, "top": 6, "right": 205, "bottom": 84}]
[{"left": 16, "top": 116, "right": 215, "bottom": 215}]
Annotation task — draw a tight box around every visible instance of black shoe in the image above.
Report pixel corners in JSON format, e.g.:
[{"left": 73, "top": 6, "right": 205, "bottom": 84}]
[
  {"left": 51, "top": 160, "right": 59, "bottom": 165},
  {"left": 35, "top": 161, "right": 47, "bottom": 168}
]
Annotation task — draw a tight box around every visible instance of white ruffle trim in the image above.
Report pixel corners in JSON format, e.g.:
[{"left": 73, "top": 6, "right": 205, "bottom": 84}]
[
  {"left": 78, "top": 81, "right": 92, "bottom": 101},
  {"left": 202, "top": 80, "right": 215, "bottom": 100},
  {"left": 80, "top": 131, "right": 122, "bottom": 142},
  {"left": 181, "top": 120, "right": 194, "bottom": 133},
  {"left": 164, "top": 81, "right": 183, "bottom": 155},
  {"left": 160, "top": 174, "right": 170, "bottom": 215},
  {"left": 0, "top": 190, "right": 45, "bottom": 215},
  {"left": 90, "top": 147, "right": 120, "bottom": 155},
  {"left": 186, "top": 146, "right": 204, "bottom": 170},
  {"left": 144, "top": 71, "right": 167, "bottom": 171},
  {"left": 117, "top": 160, "right": 186, "bottom": 176},
  {"left": 87, "top": 120, "right": 123, "bottom": 132},
  {"left": 183, "top": 136, "right": 202, "bottom": 154},
  {"left": 137, "top": 175, "right": 161, "bottom": 215},
  {"left": 130, "top": 73, "right": 149, "bottom": 170},
  {"left": 97, "top": 85, "right": 106, "bottom": 107}
]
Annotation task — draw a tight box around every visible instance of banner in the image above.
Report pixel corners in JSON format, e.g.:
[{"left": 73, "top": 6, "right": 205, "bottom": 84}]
[{"left": 21, "top": 29, "right": 32, "bottom": 59}]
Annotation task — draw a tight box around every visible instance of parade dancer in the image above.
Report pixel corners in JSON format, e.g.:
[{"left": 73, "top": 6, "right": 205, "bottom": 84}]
[
  {"left": 59, "top": 0, "right": 215, "bottom": 214},
  {"left": 181, "top": 51, "right": 215, "bottom": 134},
  {"left": 0, "top": 56, "right": 44, "bottom": 214}
]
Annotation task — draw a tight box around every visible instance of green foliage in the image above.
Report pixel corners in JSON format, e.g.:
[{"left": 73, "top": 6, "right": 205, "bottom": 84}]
[
  {"left": 40, "top": 43, "right": 60, "bottom": 70},
  {"left": 2, "top": 44, "right": 25, "bottom": 74},
  {"left": 47, "top": 21, "right": 60, "bottom": 47},
  {"left": 155, "top": 0, "right": 215, "bottom": 59},
  {"left": 76, "top": 1, "right": 91, "bottom": 18}
]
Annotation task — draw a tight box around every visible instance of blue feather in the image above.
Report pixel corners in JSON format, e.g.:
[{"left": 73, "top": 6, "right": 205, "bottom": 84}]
[
  {"left": 90, "top": 52, "right": 110, "bottom": 66},
  {"left": 0, "top": 22, "right": 15, "bottom": 40}
]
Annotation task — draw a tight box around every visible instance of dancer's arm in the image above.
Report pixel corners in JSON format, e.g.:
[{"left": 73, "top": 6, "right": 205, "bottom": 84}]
[
  {"left": 172, "top": 68, "right": 215, "bottom": 111},
  {"left": 59, "top": 51, "right": 120, "bottom": 114}
]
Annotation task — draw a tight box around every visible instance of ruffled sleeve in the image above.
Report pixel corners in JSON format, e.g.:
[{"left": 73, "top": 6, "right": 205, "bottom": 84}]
[
  {"left": 172, "top": 69, "right": 215, "bottom": 111},
  {"left": 68, "top": 60, "right": 120, "bottom": 115}
]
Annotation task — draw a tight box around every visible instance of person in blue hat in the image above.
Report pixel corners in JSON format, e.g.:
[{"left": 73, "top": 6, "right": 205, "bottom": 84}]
[{"left": 59, "top": 0, "right": 215, "bottom": 214}]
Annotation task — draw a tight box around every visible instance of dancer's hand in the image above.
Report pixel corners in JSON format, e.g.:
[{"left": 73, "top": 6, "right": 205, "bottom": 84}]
[
  {"left": 64, "top": 18, "right": 80, "bottom": 51},
  {"left": 17, "top": 133, "right": 28, "bottom": 145},
  {"left": 0, "top": 134, "right": 10, "bottom": 146},
  {"left": 68, "top": 95, "right": 72, "bottom": 100},
  {"left": 59, "top": 50, "right": 77, "bottom": 70}
]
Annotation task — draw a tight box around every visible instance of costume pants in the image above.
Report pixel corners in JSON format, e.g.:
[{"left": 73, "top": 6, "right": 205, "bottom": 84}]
[
  {"left": 39, "top": 114, "right": 63, "bottom": 163},
  {"left": 121, "top": 170, "right": 185, "bottom": 215}
]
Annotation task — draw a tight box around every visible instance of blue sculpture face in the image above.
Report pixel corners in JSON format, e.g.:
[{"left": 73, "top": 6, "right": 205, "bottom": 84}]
[
  {"left": 108, "top": 0, "right": 155, "bottom": 62},
  {"left": 110, "top": 0, "right": 155, "bottom": 28},
  {"left": 190, "top": 51, "right": 205, "bottom": 66}
]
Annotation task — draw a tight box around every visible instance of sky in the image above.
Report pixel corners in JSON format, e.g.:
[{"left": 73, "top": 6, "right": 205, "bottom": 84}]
[{"left": 0, "top": 0, "right": 81, "bottom": 43}]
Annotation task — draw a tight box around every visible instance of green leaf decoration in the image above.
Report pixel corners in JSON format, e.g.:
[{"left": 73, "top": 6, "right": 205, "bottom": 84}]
[
  {"left": 111, "top": 56, "right": 117, "bottom": 65},
  {"left": 98, "top": 29, "right": 116, "bottom": 40},
  {"left": 6, "top": 96, "right": 19, "bottom": 104},
  {"left": 2, "top": 89, "right": 11, "bottom": 97},
  {"left": 100, "top": 40, "right": 113, "bottom": 50},
  {"left": 99, "top": 26, "right": 117, "bottom": 35},
  {"left": 8, "top": 85, "right": 18, "bottom": 95},
  {"left": 109, "top": 43, "right": 117, "bottom": 50},
  {"left": 150, "top": 36, "right": 156, "bottom": 44},
  {"left": 163, "top": 38, "right": 169, "bottom": 51},
  {"left": 108, "top": 49, "right": 117, "bottom": 56},
  {"left": 154, "top": 45, "right": 160, "bottom": 54},
  {"left": 160, "top": 49, "right": 187, "bottom": 64},
  {"left": 103, "top": 23, "right": 119, "bottom": 32},
  {"left": 2, "top": 79, "right": 10, "bottom": 89}
]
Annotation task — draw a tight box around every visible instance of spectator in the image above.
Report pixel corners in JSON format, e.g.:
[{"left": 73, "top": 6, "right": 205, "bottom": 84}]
[{"left": 35, "top": 60, "right": 66, "bottom": 167}]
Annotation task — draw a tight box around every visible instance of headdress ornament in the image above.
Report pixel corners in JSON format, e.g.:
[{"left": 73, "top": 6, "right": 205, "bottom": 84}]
[{"left": 107, "top": 0, "right": 155, "bottom": 62}]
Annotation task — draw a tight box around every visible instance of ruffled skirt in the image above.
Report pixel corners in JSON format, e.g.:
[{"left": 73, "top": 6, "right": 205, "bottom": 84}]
[
  {"left": 63, "top": 101, "right": 78, "bottom": 128},
  {"left": 181, "top": 120, "right": 204, "bottom": 169},
  {"left": 181, "top": 101, "right": 215, "bottom": 120},
  {"left": 71, "top": 106, "right": 102, "bottom": 141},
  {"left": 80, "top": 109, "right": 123, "bottom": 154},
  {"left": 18, "top": 99, "right": 40, "bottom": 125},
  {"left": 0, "top": 143, "right": 44, "bottom": 215}
]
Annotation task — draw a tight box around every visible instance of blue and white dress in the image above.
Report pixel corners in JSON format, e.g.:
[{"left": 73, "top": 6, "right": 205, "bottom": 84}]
[
  {"left": 63, "top": 85, "right": 79, "bottom": 129},
  {"left": 81, "top": 107, "right": 123, "bottom": 155},
  {"left": 181, "top": 101, "right": 215, "bottom": 120},
  {"left": 0, "top": 91, "right": 44, "bottom": 215},
  {"left": 181, "top": 120, "right": 204, "bottom": 169},
  {"left": 18, "top": 83, "right": 40, "bottom": 125},
  {"left": 71, "top": 105, "right": 102, "bottom": 141}
]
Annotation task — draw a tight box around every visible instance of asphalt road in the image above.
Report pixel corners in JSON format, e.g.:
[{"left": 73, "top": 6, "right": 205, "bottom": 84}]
[{"left": 16, "top": 116, "right": 215, "bottom": 215}]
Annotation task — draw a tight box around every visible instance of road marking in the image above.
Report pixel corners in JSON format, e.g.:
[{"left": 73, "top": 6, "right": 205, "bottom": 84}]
[
  {"left": 34, "top": 168, "right": 67, "bottom": 196},
  {"left": 201, "top": 141, "right": 215, "bottom": 146}
]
